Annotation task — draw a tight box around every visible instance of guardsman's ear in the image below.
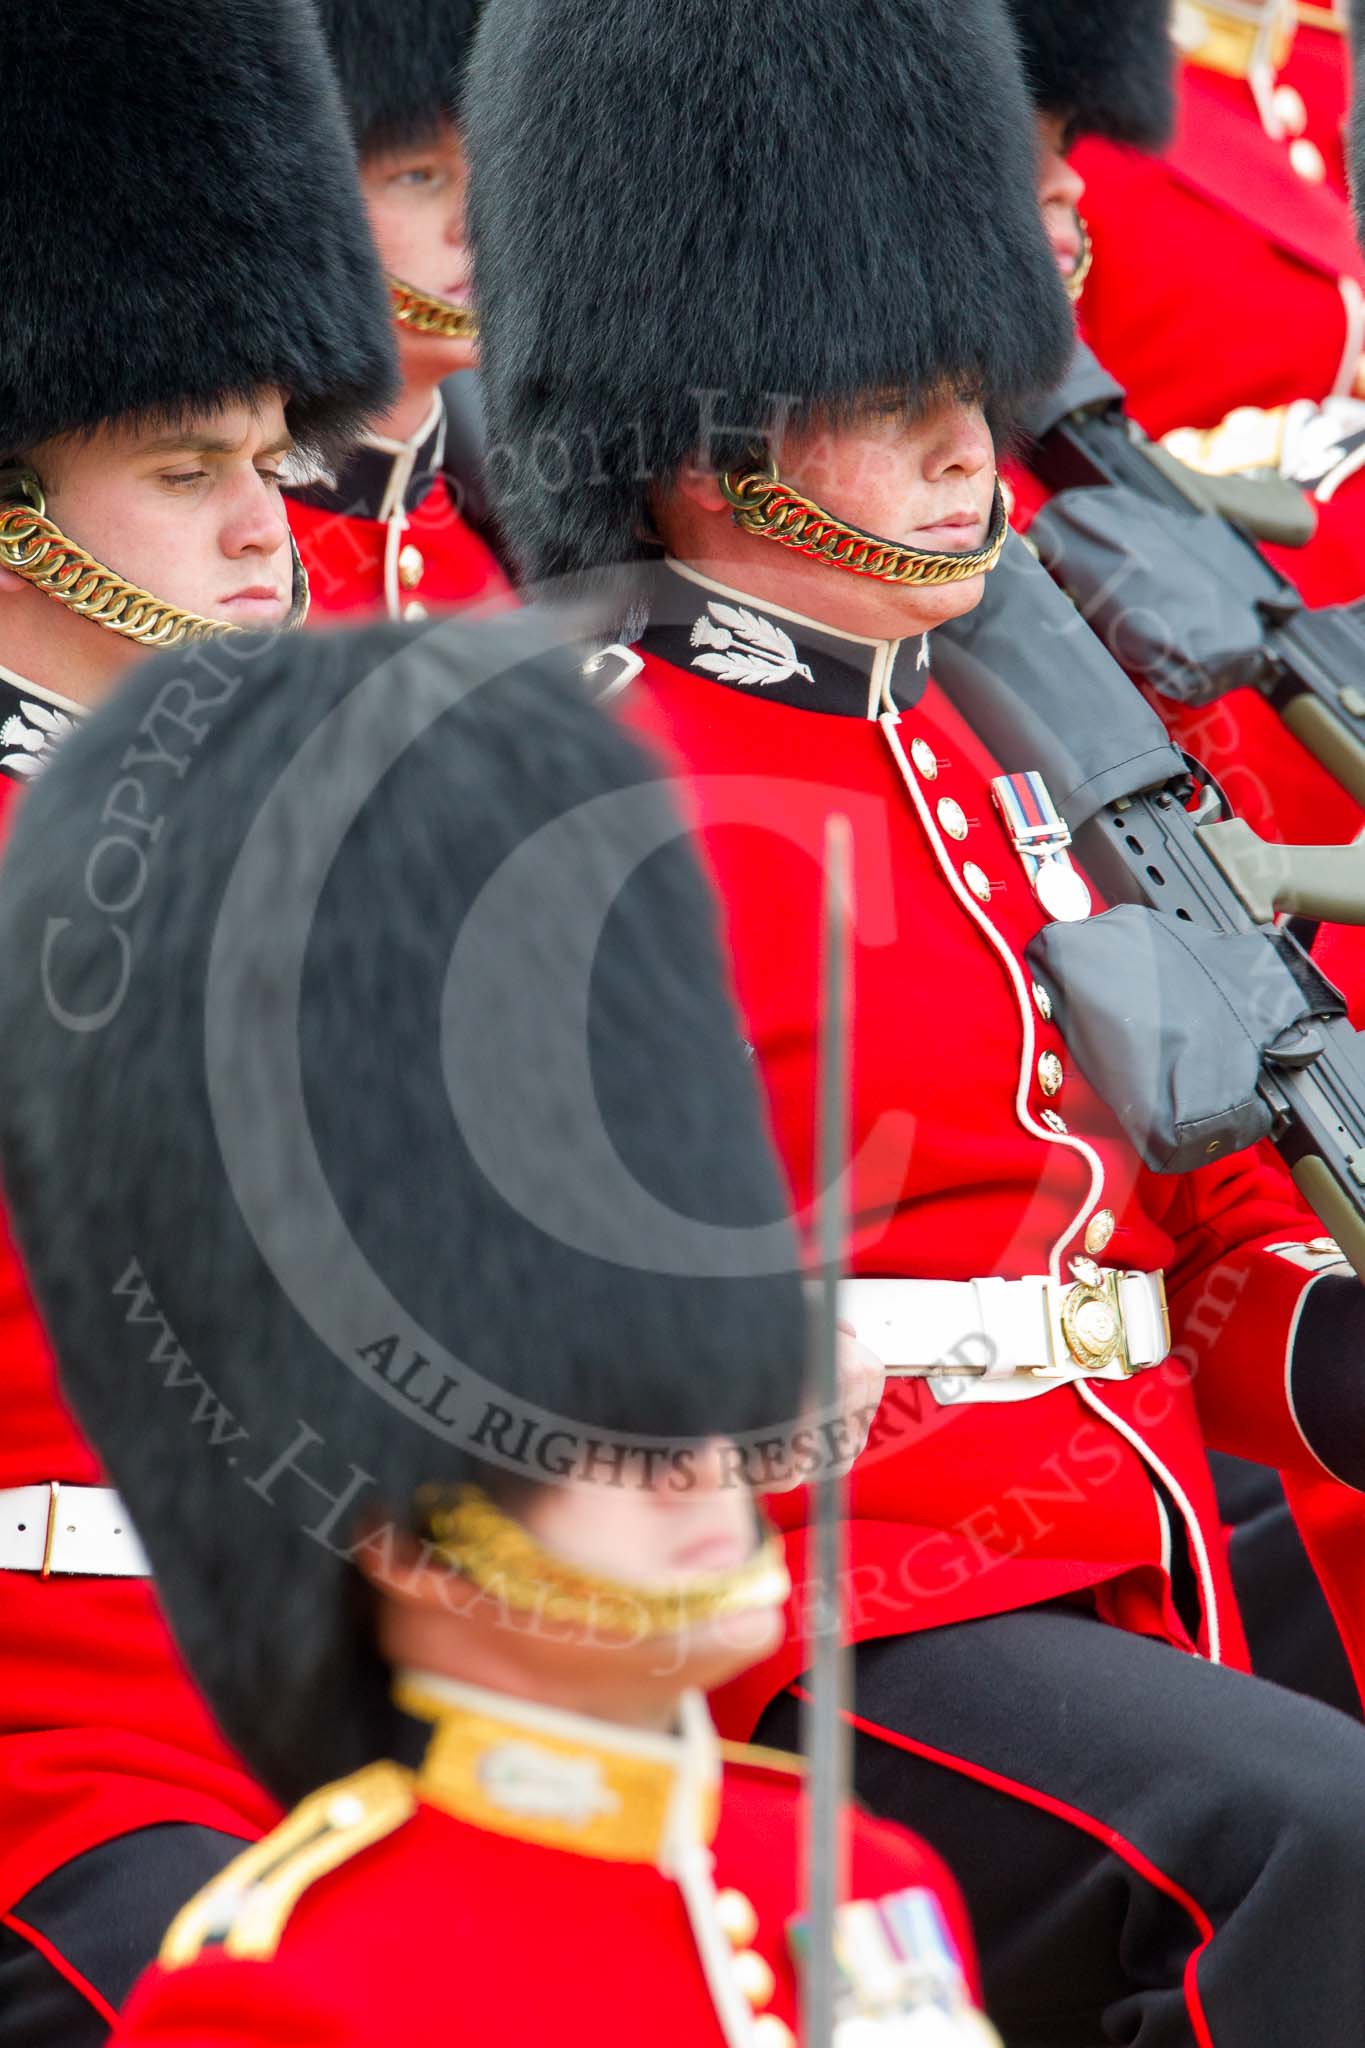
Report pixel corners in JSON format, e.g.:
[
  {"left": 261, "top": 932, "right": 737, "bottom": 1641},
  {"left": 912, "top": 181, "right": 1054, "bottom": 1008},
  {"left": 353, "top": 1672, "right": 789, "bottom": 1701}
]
[{"left": 664, "top": 461, "right": 731, "bottom": 515}]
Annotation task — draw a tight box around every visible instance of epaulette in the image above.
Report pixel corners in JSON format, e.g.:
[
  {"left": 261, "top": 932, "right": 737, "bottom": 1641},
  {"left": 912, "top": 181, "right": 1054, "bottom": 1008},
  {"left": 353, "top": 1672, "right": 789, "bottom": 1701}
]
[
  {"left": 159, "top": 1761, "right": 417, "bottom": 1969},
  {"left": 718, "top": 1737, "right": 807, "bottom": 1780}
]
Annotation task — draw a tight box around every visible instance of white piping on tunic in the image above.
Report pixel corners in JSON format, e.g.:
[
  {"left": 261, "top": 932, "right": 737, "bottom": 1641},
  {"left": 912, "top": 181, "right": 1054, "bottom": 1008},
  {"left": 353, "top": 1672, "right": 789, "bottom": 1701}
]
[
  {"left": 878, "top": 711, "right": 1107, "bottom": 1284},
  {"left": 365, "top": 392, "right": 446, "bottom": 622},
  {"left": 1332, "top": 277, "right": 1365, "bottom": 400},
  {"left": 1283, "top": 1267, "right": 1356, "bottom": 1484},
  {"left": 1076, "top": 1379, "right": 1224, "bottom": 1665}
]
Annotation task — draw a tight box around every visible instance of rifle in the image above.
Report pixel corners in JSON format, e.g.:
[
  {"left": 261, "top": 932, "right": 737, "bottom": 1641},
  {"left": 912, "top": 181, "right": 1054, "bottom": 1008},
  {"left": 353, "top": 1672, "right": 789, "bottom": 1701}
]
[
  {"left": 1024, "top": 342, "right": 1319, "bottom": 546},
  {"left": 1025, "top": 345, "right": 1365, "bottom": 811},
  {"left": 933, "top": 535, "right": 1365, "bottom": 1282}
]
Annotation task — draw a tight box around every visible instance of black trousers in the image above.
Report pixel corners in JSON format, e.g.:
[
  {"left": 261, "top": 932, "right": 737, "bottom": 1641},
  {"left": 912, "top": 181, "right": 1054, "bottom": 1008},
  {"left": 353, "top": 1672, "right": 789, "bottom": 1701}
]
[
  {"left": 0, "top": 1825, "right": 243, "bottom": 2046},
  {"left": 1208, "top": 1451, "right": 1361, "bottom": 1720},
  {"left": 756, "top": 1607, "right": 1365, "bottom": 2047}
]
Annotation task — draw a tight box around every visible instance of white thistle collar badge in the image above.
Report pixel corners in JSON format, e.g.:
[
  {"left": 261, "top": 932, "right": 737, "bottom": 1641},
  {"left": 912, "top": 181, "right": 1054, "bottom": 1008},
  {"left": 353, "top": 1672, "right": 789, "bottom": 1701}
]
[{"left": 688, "top": 601, "right": 815, "bottom": 689}]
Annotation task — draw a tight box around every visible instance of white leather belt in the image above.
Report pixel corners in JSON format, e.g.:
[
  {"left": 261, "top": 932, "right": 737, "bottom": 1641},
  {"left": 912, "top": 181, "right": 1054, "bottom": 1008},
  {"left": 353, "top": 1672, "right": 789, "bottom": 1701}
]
[
  {"left": 842, "top": 1270, "right": 1170, "bottom": 1388},
  {"left": 0, "top": 1484, "right": 151, "bottom": 1577}
]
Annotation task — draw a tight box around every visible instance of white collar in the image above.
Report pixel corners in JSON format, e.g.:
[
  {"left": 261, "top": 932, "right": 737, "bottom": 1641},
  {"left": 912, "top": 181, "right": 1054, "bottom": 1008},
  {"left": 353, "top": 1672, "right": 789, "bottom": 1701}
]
[
  {"left": 662, "top": 556, "right": 928, "bottom": 719},
  {"left": 0, "top": 659, "right": 84, "bottom": 720}
]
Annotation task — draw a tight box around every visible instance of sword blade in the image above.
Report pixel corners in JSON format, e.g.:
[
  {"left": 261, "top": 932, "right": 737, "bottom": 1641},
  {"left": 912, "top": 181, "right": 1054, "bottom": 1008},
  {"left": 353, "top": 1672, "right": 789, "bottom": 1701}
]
[{"left": 803, "top": 813, "right": 855, "bottom": 2048}]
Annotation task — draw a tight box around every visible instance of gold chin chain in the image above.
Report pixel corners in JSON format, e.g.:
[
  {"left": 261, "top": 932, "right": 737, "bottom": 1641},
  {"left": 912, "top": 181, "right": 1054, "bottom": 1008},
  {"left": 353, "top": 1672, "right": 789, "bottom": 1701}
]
[
  {"left": 389, "top": 275, "right": 479, "bottom": 342},
  {"left": 0, "top": 470, "right": 309, "bottom": 648},
  {"left": 415, "top": 1483, "right": 792, "bottom": 1639},
  {"left": 1067, "top": 216, "right": 1094, "bottom": 306},
  {"left": 719, "top": 454, "right": 1008, "bottom": 587}
]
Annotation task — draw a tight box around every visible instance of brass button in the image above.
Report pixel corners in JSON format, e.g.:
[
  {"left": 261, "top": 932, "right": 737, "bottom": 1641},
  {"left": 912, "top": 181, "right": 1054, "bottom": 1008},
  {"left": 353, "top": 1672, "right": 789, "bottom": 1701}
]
[
  {"left": 1084, "top": 1208, "right": 1116, "bottom": 1256},
  {"left": 732, "top": 1950, "right": 777, "bottom": 2010},
  {"left": 403, "top": 599, "right": 428, "bottom": 622},
  {"left": 715, "top": 1889, "right": 759, "bottom": 1949},
  {"left": 1289, "top": 138, "right": 1326, "bottom": 184},
  {"left": 1038, "top": 1051, "right": 1064, "bottom": 1097},
  {"left": 752, "top": 2021, "right": 797, "bottom": 2048},
  {"left": 937, "top": 797, "right": 969, "bottom": 841},
  {"left": 910, "top": 737, "right": 939, "bottom": 780},
  {"left": 1041, "top": 1108, "right": 1069, "bottom": 1135},
  {"left": 1031, "top": 979, "right": 1053, "bottom": 1022},
  {"left": 1271, "top": 85, "right": 1307, "bottom": 138},
  {"left": 398, "top": 543, "right": 425, "bottom": 590},
  {"left": 962, "top": 861, "right": 992, "bottom": 904}
]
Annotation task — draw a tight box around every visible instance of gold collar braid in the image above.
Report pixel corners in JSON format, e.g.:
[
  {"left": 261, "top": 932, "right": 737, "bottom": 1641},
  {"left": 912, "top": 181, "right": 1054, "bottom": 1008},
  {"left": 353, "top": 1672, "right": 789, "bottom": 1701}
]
[
  {"left": 720, "top": 455, "right": 1008, "bottom": 587},
  {"left": 389, "top": 276, "right": 479, "bottom": 342},
  {"left": 416, "top": 1483, "right": 791, "bottom": 1639},
  {"left": 0, "top": 470, "right": 309, "bottom": 649}
]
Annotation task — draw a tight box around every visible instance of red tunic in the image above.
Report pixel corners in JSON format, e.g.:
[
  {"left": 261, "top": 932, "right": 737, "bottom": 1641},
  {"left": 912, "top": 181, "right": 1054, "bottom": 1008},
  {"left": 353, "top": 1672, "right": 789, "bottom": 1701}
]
[
  {"left": 1076, "top": 37, "right": 1363, "bottom": 440},
  {"left": 614, "top": 566, "right": 1343, "bottom": 1742},
  {"left": 286, "top": 401, "right": 512, "bottom": 622},
  {"left": 1028, "top": 30, "right": 1365, "bottom": 851},
  {"left": 1078, "top": 33, "right": 1365, "bottom": 619},
  {"left": 1010, "top": 326, "right": 1365, "bottom": 1700},
  {"left": 113, "top": 1686, "right": 988, "bottom": 2047},
  {"left": 0, "top": 671, "right": 277, "bottom": 1916}
]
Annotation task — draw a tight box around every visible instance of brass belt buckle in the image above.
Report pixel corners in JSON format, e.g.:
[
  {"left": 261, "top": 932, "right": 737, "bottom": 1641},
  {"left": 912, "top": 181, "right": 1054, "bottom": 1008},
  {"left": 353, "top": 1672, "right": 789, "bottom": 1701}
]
[{"left": 1037, "top": 1262, "right": 1130, "bottom": 1378}]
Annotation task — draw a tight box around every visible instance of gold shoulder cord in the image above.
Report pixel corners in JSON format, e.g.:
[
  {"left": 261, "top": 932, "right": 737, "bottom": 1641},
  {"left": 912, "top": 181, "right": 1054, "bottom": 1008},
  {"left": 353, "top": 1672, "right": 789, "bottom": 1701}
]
[
  {"left": 159, "top": 1761, "right": 416, "bottom": 1969},
  {"left": 1176, "top": 0, "right": 1297, "bottom": 77},
  {"left": 388, "top": 275, "right": 479, "bottom": 342},
  {"left": 719, "top": 454, "right": 1008, "bottom": 588},
  {"left": 0, "top": 469, "right": 309, "bottom": 648}
]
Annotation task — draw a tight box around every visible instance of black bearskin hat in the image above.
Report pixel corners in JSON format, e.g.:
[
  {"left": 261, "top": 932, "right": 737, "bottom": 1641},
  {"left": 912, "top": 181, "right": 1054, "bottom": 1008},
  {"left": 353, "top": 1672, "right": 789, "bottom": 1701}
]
[
  {"left": 1003, "top": 0, "right": 1176, "bottom": 146},
  {"left": 0, "top": 0, "right": 395, "bottom": 462},
  {"left": 0, "top": 614, "right": 805, "bottom": 1808},
  {"left": 312, "top": 0, "right": 484, "bottom": 155},
  {"left": 465, "top": 0, "right": 1075, "bottom": 585}
]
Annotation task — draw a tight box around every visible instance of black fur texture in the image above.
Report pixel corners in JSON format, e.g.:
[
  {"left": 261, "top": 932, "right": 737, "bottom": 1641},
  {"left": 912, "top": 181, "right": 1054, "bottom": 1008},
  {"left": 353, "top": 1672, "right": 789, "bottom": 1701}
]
[
  {"left": 0, "top": 614, "right": 805, "bottom": 1807},
  {"left": 0, "top": 0, "right": 396, "bottom": 460},
  {"left": 1004, "top": 0, "right": 1176, "bottom": 145},
  {"left": 312, "top": 0, "right": 484, "bottom": 154},
  {"left": 465, "top": 0, "right": 1075, "bottom": 585}
]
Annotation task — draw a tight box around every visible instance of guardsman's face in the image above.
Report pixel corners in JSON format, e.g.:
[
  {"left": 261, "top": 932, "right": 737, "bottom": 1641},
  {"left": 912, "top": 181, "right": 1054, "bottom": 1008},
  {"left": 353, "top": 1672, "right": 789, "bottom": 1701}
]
[
  {"left": 1034, "top": 111, "right": 1087, "bottom": 286},
  {"left": 521, "top": 1439, "right": 763, "bottom": 1587},
  {"left": 368, "top": 1444, "right": 787, "bottom": 1724},
  {"left": 657, "top": 394, "right": 998, "bottom": 643},
  {"left": 24, "top": 393, "right": 294, "bottom": 630},
  {"left": 361, "top": 121, "right": 478, "bottom": 376},
  {"left": 513, "top": 1442, "right": 786, "bottom": 1693}
]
